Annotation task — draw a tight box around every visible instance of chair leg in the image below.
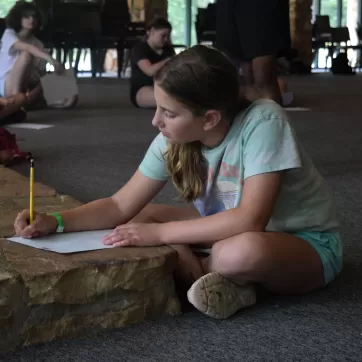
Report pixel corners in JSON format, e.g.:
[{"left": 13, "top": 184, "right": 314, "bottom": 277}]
[
  {"left": 68, "top": 48, "right": 74, "bottom": 69},
  {"left": 117, "top": 47, "right": 124, "bottom": 79},
  {"left": 98, "top": 49, "right": 107, "bottom": 74},
  {"left": 56, "top": 48, "right": 62, "bottom": 62},
  {"left": 63, "top": 47, "right": 70, "bottom": 66},
  {"left": 74, "top": 48, "right": 82, "bottom": 76},
  {"left": 122, "top": 48, "right": 130, "bottom": 77},
  {"left": 90, "top": 48, "right": 97, "bottom": 78}
]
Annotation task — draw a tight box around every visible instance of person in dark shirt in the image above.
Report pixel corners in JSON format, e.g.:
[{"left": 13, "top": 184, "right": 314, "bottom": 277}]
[
  {"left": 130, "top": 18, "right": 175, "bottom": 108},
  {"left": 215, "top": 0, "right": 290, "bottom": 105}
]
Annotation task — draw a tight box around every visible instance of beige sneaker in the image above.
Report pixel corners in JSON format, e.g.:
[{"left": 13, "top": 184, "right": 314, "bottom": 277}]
[{"left": 187, "top": 272, "right": 256, "bottom": 319}]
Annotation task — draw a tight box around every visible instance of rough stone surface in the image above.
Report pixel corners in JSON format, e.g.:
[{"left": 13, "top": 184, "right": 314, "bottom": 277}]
[
  {"left": 0, "top": 169, "right": 181, "bottom": 351},
  {"left": 0, "top": 239, "right": 180, "bottom": 351}
]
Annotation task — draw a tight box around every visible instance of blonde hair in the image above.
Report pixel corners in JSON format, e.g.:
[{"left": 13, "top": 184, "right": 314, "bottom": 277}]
[
  {"left": 155, "top": 45, "right": 246, "bottom": 202},
  {"left": 165, "top": 142, "right": 206, "bottom": 202}
]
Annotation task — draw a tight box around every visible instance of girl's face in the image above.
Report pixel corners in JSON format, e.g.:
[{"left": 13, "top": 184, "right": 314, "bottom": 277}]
[
  {"left": 21, "top": 13, "right": 38, "bottom": 31},
  {"left": 152, "top": 84, "right": 222, "bottom": 145},
  {"left": 148, "top": 28, "right": 171, "bottom": 49}
]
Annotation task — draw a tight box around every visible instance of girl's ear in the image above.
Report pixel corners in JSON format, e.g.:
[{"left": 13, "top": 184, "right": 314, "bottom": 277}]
[{"left": 203, "top": 110, "right": 222, "bottom": 131}]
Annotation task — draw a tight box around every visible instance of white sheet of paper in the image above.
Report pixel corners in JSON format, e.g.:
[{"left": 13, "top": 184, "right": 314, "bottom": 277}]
[
  {"left": 40, "top": 69, "right": 78, "bottom": 105},
  {"left": 8, "top": 229, "right": 114, "bottom": 253},
  {"left": 7, "top": 123, "right": 54, "bottom": 130}
]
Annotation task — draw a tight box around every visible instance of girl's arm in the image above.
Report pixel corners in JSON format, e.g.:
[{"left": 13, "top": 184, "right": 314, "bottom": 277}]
[
  {"left": 12, "top": 41, "right": 58, "bottom": 67},
  {"left": 160, "top": 171, "right": 284, "bottom": 245},
  {"left": 137, "top": 58, "right": 170, "bottom": 77},
  {"left": 58, "top": 170, "right": 167, "bottom": 232}
]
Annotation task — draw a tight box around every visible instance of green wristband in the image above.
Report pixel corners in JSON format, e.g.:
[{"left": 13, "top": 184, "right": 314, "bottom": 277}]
[{"left": 48, "top": 212, "right": 64, "bottom": 233}]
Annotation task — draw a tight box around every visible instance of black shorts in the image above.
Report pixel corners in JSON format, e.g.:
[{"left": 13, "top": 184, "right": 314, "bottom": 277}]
[{"left": 215, "top": 0, "right": 290, "bottom": 62}]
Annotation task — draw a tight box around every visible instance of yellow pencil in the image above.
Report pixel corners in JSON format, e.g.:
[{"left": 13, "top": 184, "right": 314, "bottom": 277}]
[{"left": 29, "top": 158, "right": 34, "bottom": 224}]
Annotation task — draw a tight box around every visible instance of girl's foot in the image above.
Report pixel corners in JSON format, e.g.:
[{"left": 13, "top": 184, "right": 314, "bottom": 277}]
[{"left": 187, "top": 272, "right": 256, "bottom": 319}]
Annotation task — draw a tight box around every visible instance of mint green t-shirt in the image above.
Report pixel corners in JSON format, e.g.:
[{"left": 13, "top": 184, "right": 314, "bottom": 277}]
[{"left": 139, "top": 100, "right": 339, "bottom": 233}]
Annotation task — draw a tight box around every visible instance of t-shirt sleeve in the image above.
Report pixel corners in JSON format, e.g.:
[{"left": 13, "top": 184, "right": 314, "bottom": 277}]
[
  {"left": 1, "top": 29, "right": 19, "bottom": 55},
  {"left": 131, "top": 42, "right": 149, "bottom": 64},
  {"left": 242, "top": 117, "right": 302, "bottom": 179},
  {"left": 138, "top": 133, "right": 170, "bottom": 181}
]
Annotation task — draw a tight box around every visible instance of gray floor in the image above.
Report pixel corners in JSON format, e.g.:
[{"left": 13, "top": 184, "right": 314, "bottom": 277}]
[{"left": 2, "top": 74, "right": 362, "bottom": 361}]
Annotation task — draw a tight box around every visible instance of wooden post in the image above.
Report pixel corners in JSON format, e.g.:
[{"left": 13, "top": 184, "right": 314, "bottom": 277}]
[
  {"left": 144, "top": 0, "right": 168, "bottom": 23},
  {"left": 289, "top": 0, "right": 313, "bottom": 65},
  {"left": 128, "top": 0, "right": 146, "bottom": 22}
]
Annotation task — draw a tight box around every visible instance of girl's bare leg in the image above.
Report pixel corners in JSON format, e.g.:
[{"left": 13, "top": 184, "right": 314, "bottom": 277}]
[
  {"left": 135, "top": 86, "right": 156, "bottom": 109},
  {"left": 130, "top": 204, "right": 205, "bottom": 284},
  {"left": 5, "top": 52, "right": 33, "bottom": 97},
  {"left": 186, "top": 231, "right": 325, "bottom": 320},
  {"left": 207, "top": 231, "right": 324, "bottom": 295}
]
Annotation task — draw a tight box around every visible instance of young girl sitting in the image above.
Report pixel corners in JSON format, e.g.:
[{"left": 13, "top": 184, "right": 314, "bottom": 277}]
[
  {"left": 0, "top": 2, "right": 77, "bottom": 109},
  {"left": 130, "top": 18, "right": 175, "bottom": 109},
  {"left": 14, "top": 45, "right": 342, "bottom": 320}
]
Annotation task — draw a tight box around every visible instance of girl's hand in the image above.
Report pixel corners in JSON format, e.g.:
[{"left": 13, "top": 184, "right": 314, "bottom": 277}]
[
  {"left": 103, "top": 223, "right": 164, "bottom": 247},
  {"left": 14, "top": 210, "right": 58, "bottom": 238}
]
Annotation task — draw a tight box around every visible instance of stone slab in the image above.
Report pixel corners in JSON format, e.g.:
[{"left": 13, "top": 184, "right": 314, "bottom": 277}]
[
  {"left": 0, "top": 169, "right": 181, "bottom": 351},
  {"left": 0, "top": 239, "right": 180, "bottom": 350},
  {"left": 0, "top": 167, "right": 57, "bottom": 198},
  {"left": 0, "top": 195, "right": 82, "bottom": 238}
]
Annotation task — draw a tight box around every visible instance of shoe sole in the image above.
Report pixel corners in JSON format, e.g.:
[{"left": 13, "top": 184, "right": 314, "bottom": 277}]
[{"left": 187, "top": 272, "right": 256, "bottom": 320}]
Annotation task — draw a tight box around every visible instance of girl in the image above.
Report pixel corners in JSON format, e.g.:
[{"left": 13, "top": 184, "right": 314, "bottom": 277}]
[
  {"left": 0, "top": 2, "right": 76, "bottom": 109},
  {"left": 14, "top": 45, "right": 342, "bottom": 320},
  {"left": 130, "top": 18, "right": 175, "bottom": 109}
]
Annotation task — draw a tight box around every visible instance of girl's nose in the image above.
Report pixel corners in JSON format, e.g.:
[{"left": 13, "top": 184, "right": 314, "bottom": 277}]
[{"left": 152, "top": 108, "right": 163, "bottom": 128}]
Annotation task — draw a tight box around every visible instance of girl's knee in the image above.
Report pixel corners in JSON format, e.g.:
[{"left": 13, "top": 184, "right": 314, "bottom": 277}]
[
  {"left": 135, "top": 87, "right": 156, "bottom": 109},
  {"left": 210, "top": 232, "right": 265, "bottom": 277}
]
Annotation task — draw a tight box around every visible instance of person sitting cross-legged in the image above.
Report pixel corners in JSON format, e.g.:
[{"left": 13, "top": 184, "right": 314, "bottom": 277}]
[
  {"left": 129, "top": 18, "right": 175, "bottom": 109},
  {"left": 14, "top": 46, "right": 342, "bottom": 320},
  {"left": 0, "top": 2, "right": 78, "bottom": 110}
]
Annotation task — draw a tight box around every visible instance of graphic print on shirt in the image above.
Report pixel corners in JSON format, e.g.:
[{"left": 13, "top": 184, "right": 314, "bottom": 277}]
[
  {"left": 194, "top": 164, "right": 242, "bottom": 217},
  {"left": 193, "top": 138, "right": 244, "bottom": 217}
]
